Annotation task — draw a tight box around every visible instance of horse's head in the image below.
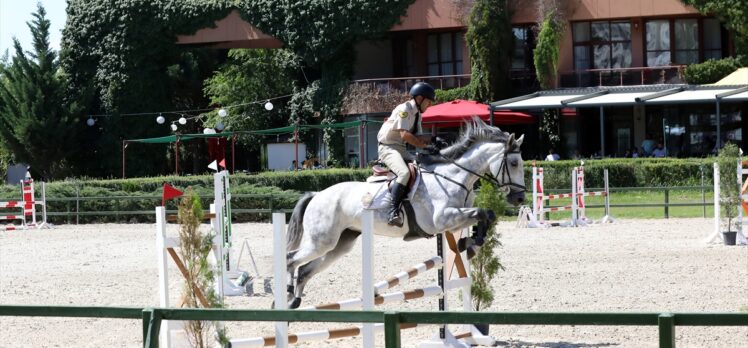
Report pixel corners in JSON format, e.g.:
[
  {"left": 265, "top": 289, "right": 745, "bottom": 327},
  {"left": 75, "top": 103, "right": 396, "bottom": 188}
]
[
  {"left": 490, "top": 133, "right": 525, "bottom": 206},
  {"left": 440, "top": 117, "right": 526, "bottom": 206}
]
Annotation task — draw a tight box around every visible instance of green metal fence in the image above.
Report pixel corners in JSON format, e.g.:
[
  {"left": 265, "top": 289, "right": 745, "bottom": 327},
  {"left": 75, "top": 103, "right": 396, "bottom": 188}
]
[{"left": 1, "top": 305, "right": 746, "bottom": 348}]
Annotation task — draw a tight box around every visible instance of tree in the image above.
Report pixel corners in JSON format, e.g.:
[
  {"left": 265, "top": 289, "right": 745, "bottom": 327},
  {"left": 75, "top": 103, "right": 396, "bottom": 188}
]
[
  {"left": 681, "top": 0, "right": 748, "bottom": 55},
  {"left": 435, "top": 0, "right": 514, "bottom": 103},
  {"left": 203, "top": 49, "right": 299, "bottom": 151},
  {"left": 465, "top": 0, "right": 513, "bottom": 102},
  {"left": 0, "top": 4, "right": 81, "bottom": 179},
  {"left": 533, "top": 1, "right": 567, "bottom": 151}
]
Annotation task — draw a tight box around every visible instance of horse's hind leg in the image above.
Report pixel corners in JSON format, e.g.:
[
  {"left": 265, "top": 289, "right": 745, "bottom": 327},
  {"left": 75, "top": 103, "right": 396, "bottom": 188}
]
[
  {"left": 285, "top": 232, "right": 343, "bottom": 308},
  {"left": 292, "top": 229, "right": 361, "bottom": 308}
]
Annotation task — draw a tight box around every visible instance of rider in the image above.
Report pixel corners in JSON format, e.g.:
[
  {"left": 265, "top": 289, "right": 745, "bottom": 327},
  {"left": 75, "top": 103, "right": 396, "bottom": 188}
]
[{"left": 377, "top": 82, "right": 435, "bottom": 227}]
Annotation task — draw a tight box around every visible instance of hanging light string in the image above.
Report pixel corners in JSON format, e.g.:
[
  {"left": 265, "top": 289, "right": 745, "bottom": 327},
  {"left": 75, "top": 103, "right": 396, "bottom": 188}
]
[{"left": 86, "top": 93, "right": 291, "bottom": 127}]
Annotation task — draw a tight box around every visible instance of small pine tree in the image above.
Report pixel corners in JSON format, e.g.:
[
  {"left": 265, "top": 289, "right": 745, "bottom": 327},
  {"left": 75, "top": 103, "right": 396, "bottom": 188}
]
[
  {"left": 470, "top": 179, "right": 507, "bottom": 311},
  {"left": 177, "top": 189, "right": 226, "bottom": 347}
]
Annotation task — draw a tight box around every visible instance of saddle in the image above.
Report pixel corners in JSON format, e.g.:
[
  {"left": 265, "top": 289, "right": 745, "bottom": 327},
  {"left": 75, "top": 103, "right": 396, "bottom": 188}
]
[{"left": 367, "top": 162, "right": 419, "bottom": 191}]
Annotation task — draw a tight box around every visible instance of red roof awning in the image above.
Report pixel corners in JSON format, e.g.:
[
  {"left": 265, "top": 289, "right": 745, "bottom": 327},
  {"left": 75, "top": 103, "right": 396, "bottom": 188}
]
[{"left": 422, "top": 99, "right": 535, "bottom": 128}]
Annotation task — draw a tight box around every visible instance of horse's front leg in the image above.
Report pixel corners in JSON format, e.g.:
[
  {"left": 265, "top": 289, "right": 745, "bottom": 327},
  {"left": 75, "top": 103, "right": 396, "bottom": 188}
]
[
  {"left": 438, "top": 207, "right": 495, "bottom": 258},
  {"left": 438, "top": 207, "right": 494, "bottom": 232}
]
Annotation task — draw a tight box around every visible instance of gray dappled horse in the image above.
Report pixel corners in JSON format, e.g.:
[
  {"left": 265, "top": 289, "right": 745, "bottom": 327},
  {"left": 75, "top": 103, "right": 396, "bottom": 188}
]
[{"left": 283, "top": 118, "right": 525, "bottom": 308}]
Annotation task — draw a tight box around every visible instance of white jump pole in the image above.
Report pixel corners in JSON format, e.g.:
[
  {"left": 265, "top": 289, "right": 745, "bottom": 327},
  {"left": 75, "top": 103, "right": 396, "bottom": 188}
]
[
  {"left": 156, "top": 207, "right": 170, "bottom": 347},
  {"left": 272, "top": 212, "right": 288, "bottom": 348},
  {"left": 708, "top": 162, "right": 722, "bottom": 243},
  {"left": 571, "top": 167, "right": 578, "bottom": 227},
  {"left": 361, "top": 209, "right": 375, "bottom": 348}
]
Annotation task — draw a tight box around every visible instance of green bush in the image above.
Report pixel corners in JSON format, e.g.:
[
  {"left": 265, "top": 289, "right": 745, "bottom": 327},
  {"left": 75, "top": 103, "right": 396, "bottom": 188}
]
[
  {"left": 0, "top": 159, "right": 724, "bottom": 224},
  {"left": 435, "top": 86, "right": 473, "bottom": 103},
  {"left": 683, "top": 56, "right": 746, "bottom": 84}
]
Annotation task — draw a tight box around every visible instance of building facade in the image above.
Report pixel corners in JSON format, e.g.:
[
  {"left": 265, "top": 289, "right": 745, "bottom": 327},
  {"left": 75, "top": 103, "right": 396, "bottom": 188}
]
[{"left": 177, "top": 0, "right": 745, "bottom": 160}]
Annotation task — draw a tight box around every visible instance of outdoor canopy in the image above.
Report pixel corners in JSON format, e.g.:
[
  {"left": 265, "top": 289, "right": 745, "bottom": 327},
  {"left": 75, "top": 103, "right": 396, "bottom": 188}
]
[{"left": 422, "top": 99, "right": 535, "bottom": 127}]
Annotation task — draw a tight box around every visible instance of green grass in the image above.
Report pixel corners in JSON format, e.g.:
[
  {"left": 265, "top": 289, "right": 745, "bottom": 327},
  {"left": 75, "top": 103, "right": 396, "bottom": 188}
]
[{"left": 541, "top": 188, "right": 716, "bottom": 220}]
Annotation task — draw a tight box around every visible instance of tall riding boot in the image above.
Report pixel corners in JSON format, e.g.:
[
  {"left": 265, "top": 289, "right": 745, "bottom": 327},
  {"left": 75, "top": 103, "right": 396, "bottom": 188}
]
[{"left": 387, "top": 182, "right": 407, "bottom": 227}]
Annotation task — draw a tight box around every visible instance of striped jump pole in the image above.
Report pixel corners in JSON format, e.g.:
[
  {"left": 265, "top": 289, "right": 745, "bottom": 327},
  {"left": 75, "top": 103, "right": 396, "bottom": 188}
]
[
  {"left": 299, "top": 284, "right": 443, "bottom": 310},
  {"left": 373, "top": 256, "right": 442, "bottom": 294},
  {"left": 229, "top": 323, "right": 420, "bottom": 347}
]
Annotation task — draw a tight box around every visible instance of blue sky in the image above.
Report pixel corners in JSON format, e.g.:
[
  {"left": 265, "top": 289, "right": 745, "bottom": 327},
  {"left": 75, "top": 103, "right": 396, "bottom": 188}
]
[{"left": 1, "top": 1, "right": 67, "bottom": 57}]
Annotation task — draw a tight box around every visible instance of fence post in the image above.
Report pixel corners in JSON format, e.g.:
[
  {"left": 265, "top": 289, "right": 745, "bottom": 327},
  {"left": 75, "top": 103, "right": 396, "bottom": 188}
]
[
  {"left": 664, "top": 189, "right": 670, "bottom": 218},
  {"left": 75, "top": 183, "right": 80, "bottom": 225},
  {"left": 383, "top": 311, "right": 401, "bottom": 348},
  {"left": 658, "top": 313, "right": 675, "bottom": 348},
  {"left": 701, "top": 166, "right": 706, "bottom": 218}
]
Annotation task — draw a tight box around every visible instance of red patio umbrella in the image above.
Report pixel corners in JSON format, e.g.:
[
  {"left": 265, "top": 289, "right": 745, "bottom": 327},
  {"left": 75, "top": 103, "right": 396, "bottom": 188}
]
[{"left": 422, "top": 99, "right": 535, "bottom": 128}]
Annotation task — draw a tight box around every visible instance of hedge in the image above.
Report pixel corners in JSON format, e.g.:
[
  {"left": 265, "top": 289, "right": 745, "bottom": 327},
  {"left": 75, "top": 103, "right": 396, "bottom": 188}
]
[
  {"left": 0, "top": 159, "right": 722, "bottom": 224},
  {"left": 683, "top": 56, "right": 746, "bottom": 84}
]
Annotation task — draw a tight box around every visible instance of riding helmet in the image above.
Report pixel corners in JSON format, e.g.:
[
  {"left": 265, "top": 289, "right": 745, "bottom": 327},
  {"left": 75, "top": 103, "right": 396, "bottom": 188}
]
[{"left": 409, "top": 82, "right": 436, "bottom": 101}]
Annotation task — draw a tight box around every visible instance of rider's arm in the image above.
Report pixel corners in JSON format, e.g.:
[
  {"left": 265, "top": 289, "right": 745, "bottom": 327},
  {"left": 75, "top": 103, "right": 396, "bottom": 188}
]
[{"left": 399, "top": 129, "right": 428, "bottom": 148}]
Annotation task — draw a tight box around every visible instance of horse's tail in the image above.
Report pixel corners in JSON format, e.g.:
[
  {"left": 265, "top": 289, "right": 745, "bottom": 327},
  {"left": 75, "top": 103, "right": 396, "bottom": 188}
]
[{"left": 287, "top": 192, "right": 316, "bottom": 250}]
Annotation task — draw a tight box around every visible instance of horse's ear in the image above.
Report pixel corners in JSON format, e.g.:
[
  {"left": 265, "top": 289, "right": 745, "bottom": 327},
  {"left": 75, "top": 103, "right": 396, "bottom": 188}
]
[
  {"left": 515, "top": 134, "right": 524, "bottom": 147},
  {"left": 507, "top": 133, "right": 516, "bottom": 149}
]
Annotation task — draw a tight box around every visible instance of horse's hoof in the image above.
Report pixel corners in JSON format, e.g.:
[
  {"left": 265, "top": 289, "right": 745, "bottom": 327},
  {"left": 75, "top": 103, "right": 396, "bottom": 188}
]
[{"left": 289, "top": 297, "right": 302, "bottom": 309}]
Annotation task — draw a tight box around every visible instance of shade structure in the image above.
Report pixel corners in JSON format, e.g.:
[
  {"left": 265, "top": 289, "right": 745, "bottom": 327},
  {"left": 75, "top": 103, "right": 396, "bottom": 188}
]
[
  {"left": 422, "top": 99, "right": 535, "bottom": 127},
  {"left": 712, "top": 67, "right": 748, "bottom": 86}
]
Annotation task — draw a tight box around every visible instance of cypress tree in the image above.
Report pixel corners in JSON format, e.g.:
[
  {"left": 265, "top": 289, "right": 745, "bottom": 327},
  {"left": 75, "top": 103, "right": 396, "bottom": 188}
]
[{"left": 0, "top": 3, "right": 81, "bottom": 179}]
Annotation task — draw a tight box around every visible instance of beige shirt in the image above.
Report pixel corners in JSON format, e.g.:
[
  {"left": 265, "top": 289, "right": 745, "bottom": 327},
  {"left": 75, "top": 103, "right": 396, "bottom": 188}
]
[{"left": 377, "top": 100, "right": 423, "bottom": 145}]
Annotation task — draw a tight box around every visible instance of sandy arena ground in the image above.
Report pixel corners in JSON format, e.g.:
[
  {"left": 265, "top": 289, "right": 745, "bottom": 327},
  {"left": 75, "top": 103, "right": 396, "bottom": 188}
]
[{"left": 1, "top": 218, "right": 747, "bottom": 347}]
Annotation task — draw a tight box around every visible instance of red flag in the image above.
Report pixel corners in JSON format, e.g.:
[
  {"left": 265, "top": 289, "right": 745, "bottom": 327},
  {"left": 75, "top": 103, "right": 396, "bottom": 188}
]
[
  {"left": 162, "top": 183, "right": 184, "bottom": 206},
  {"left": 218, "top": 158, "right": 226, "bottom": 169}
]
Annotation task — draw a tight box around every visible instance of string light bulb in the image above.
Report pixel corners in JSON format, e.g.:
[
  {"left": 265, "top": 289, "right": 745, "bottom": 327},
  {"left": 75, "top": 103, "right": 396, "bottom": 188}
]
[
  {"left": 86, "top": 116, "right": 95, "bottom": 127},
  {"left": 215, "top": 122, "right": 225, "bottom": 131},
  {"left": 218, "top": 108, "right": 228, "bottom": 117},
  {"left": 178, "top": 116, "right": 187, "bottom": 125},
  {"left": 156, "top": 114, "right": 165, "bottom": 124},
  {"left": 170, "top": 124, "right": 178, "bottom": 131},
  {"left": 264, "top": 101, "right": 274, "bottom": 111},
  {"left": 203, "top": 128, "right": 216, "bottom": 135}
]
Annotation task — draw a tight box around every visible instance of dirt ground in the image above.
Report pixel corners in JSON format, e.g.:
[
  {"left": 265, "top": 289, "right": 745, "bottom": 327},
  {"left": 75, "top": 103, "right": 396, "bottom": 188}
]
[{"left": 1, "top": 218, "right": 747, "bottom": 347}]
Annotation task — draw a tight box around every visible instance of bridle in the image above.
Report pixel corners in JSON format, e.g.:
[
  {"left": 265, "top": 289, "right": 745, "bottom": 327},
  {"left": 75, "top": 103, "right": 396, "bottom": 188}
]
[{"left": 419, "top": 146, "right": 526, "bottom": 202}]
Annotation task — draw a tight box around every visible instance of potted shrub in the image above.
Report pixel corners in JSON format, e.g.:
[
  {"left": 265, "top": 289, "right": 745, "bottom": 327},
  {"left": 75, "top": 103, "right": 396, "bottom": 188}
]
[
  {"left": 718, "top": 144, "right": 740, "bottom": 245},
  {"left": 470, "top": 178, "right": 507, "bottom": 334}
]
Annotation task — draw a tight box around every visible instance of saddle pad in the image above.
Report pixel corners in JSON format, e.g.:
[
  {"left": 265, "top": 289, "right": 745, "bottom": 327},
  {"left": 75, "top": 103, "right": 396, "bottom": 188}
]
[{"left": 361, "top": 174, "right": 420, "bottom": 210}]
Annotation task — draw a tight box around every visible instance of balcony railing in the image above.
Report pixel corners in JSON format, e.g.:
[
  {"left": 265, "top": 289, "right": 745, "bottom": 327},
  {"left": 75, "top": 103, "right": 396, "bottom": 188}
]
[
  {"left": 560, "top": 65, "right": 687, "bottom": 88},
  {"left": 352, "top": 74, "right": 471, "bottom": 94}
]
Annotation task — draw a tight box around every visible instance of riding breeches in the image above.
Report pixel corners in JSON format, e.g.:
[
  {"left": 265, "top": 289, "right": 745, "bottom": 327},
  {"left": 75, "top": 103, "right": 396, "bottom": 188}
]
[{"left": 378, "top": 144, "right": 412, "bottom": 186}]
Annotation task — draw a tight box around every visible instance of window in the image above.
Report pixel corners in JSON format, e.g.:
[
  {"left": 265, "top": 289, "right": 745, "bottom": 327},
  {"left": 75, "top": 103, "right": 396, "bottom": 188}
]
[
  {"left": 427, "top": 32, "right": 464, "bottom": 76},
  {"left": 646, "top": 20, "right": 670, "bottom": 66},
  {"left": 646, "top": 18, "right": 723, "bottom": 66},
  {"left": 573, "top": 21, "right": 631, "bottom": 70},
  {"left": 511, "top": 26, "right": 534, "bottom": 70},
  {"left": 674, "top": 19, "right": 699, "bottom": 64},
  {"left": 703, "top": 18, "right": 723, "bottom": 60}
]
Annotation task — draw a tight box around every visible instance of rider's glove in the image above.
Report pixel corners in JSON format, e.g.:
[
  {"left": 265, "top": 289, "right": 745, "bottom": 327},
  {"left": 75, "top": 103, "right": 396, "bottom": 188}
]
[
  {"left": 424, "top": 144, "right": 441, "bottom": 153},
  {"left": 431, "top": 136, "right": 449, "bottom": 150}
]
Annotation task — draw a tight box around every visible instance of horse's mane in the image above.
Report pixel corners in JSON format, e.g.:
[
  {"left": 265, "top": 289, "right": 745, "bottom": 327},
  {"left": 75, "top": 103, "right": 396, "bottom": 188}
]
[{"left": 437, "top": 117, "right": 512, "bottom": 161}]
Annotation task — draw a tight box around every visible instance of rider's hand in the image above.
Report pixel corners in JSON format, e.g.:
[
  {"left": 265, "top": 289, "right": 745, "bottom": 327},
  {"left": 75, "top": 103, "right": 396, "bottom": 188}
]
[
  {"left": 424, "top": 144, "right": 441, "bottom": 153},
  {"left": 431, "top": 136, "right": 449, "bottom": 150}
]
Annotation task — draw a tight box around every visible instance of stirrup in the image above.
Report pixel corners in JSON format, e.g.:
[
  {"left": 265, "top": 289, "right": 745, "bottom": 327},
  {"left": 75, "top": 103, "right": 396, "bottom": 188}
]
[{"left": 387, "top": 212, "right": 404, "bottom": 227}]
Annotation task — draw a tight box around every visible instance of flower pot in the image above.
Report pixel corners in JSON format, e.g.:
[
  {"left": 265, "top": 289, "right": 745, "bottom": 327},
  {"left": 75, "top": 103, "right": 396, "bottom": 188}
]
[{"left": 722, "top": 231, "right": 737, "bottom": 245}]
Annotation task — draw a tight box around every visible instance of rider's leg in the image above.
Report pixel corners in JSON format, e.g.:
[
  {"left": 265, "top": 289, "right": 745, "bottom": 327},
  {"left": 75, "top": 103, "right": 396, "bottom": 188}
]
[{"left": 378, "top": 145, "right": 411, "bottom": 227}]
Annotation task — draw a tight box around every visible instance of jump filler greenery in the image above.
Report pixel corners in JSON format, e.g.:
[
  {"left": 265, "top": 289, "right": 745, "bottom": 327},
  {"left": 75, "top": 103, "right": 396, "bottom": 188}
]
[{"left": 470, "top": 179, "right": 507, "bottom": 311}]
